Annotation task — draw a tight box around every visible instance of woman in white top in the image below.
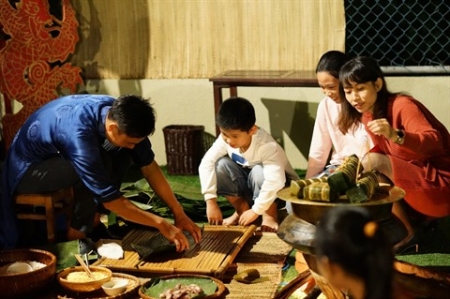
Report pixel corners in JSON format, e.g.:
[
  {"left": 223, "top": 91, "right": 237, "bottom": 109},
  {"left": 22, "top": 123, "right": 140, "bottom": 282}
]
[{"left": 306, "top": 51, "right": 370, "bottom": 179}]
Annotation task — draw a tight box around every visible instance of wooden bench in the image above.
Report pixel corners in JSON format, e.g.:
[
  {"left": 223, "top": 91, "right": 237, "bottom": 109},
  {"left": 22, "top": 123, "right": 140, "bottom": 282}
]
[{"left": 15, "top": 187, "right": 74, "bottom": 243}]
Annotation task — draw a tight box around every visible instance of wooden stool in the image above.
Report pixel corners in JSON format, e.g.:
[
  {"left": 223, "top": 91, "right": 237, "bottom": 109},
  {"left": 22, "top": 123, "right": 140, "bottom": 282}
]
[{"left": 15, "top": 187, "right": 74, "bottom": 243}]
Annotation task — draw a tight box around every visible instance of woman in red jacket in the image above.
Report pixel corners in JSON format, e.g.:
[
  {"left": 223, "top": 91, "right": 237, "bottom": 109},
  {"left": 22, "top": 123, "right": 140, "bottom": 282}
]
[{"left": 337, "top": 56, "right": 450, "bottom": 253}]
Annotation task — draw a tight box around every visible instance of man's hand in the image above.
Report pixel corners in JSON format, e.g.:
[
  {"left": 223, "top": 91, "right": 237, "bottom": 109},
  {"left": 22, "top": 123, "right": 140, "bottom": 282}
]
[
  {"left": 141, "top": 161, "right": 202, "bottom": 244},
  {"left": 206, "top": 199, "right": 223, "bottom": 225},
  {"left": 174, "top": 212, "right": 202, "bottom": 244},
  {"left": 238, "top": 209, "right": 259, "bottom": 226},
  {"left": 158, "top": 221, "right": 191, "bottom": 252}
]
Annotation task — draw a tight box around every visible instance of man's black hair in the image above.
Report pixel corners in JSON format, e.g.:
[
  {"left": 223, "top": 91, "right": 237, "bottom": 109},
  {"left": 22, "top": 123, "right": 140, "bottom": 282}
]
[{"left": 108, "top": 94, "right": 156, "bottom": 137}]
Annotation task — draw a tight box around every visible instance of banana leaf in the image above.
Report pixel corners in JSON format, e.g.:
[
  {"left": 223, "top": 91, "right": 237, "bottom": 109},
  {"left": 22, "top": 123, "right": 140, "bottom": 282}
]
[
  {"left": 130, "top": 200, "right": 152, "bottom": 210},
  {"left": 121, "top": 179, "right": 155, "bottom": 200},
  {"left": 132, "top": 227, "right": 202, "bottom": 261},
  {"left": 120, "top": 178, "right": 233, "bottom": 222},
  {"left": 168, "top": 181, "right": 204, "bottom": 201}
]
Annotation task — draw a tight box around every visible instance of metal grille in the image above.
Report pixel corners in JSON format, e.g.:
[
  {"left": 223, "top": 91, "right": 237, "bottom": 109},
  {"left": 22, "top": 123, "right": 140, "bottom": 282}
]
[{"left": 345, "top": 1, "right": 450, "bottom": 74}]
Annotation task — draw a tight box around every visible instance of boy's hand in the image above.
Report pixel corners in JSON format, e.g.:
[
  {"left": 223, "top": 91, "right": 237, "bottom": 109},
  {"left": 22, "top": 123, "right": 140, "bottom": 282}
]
[
  {"left": 238, "top": 209, "right": 258, "bottom": 226},
  {"left": 206, "top": 199, "right": 223, "bottom": 225}
]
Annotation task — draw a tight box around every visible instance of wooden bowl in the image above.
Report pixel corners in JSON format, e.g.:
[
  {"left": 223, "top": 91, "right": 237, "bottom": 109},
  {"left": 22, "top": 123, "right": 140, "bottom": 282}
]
[
  {"left": 57, "top": 272, "right": 141, "bottom": 299},
  {"left": 139, "top": 274, "right": 226, "bottom": 299},
  {"left": 0, "top": 248, "right": 56, "bottom": 298},
  {"left": 57, "top": 265, "right": 112, "bottom": 293},
  {"left": 278, "top": 185, "right": 405, "bottom": 224},
  {"left": 278, "top": 186, "right": 408, "bottom": 248}
]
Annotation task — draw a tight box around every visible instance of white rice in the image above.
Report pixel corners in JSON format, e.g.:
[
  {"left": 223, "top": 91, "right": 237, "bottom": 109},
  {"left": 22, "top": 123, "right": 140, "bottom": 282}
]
[{"left": 0, "top": 260, "right": 46, "bottom": 275}]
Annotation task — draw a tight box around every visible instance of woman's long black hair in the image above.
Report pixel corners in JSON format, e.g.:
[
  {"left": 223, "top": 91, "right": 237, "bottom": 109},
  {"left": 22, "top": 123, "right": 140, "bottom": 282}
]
[{"left": 337, "top": 56, "right": 394, "bottom": 134}]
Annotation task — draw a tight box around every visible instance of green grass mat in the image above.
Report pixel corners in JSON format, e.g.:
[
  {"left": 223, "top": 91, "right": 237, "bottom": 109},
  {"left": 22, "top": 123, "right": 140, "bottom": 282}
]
[{"left": 396, "top": 253, "right": 450, "bottom": 268}]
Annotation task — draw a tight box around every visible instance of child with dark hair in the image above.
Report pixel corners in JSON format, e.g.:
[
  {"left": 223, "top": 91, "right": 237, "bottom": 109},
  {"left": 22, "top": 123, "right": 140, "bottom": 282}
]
[
  {"left": 315, "top": 206, "right": 394, "bottom": 299},
  {"left": 199, "top": 97, "right": 298, "bottom": 232},
  {"left": 306, "top": 50, "right": 370, "bottom": 179}
]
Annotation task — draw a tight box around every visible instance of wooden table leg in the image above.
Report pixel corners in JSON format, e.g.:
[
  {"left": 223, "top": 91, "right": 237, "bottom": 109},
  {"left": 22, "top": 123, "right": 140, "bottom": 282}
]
[{"left": 230, "top": 86, "right": 237, "bottom": 97}]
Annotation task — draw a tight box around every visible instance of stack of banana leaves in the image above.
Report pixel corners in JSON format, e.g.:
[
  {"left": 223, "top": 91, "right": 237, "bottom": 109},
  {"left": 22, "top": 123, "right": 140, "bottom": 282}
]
[{"left": 120, "top": 179, "right": 234, "bottom": 222}]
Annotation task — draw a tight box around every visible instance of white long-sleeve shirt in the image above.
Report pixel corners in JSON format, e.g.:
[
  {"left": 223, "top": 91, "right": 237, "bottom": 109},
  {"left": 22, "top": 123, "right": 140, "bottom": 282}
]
[
  {"left": 306, "top": 97, "right": 371, "bottom": 178},
  {"left": 199, "top": 127, "right": 298, "bottom": 215}
]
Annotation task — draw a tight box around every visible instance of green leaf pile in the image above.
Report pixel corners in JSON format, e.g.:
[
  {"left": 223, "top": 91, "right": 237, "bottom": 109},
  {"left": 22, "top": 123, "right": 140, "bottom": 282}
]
[{"left": 120, "top": 178, "right": 234, "bottom": 222}]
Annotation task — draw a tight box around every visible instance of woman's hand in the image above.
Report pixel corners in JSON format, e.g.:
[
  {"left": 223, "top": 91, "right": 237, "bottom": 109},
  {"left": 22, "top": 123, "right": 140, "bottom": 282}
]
[{"left": 367, "top": 118, "right": 396, "bottom": 141}]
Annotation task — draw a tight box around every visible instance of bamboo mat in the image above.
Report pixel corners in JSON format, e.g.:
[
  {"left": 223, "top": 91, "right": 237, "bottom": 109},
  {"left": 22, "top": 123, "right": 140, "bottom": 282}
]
[
  {"left": 224, "top": 232, "right": 294, "bottom": 299},
  {"left": 93, "top": 225, "right": 257, "bottom": 278}
]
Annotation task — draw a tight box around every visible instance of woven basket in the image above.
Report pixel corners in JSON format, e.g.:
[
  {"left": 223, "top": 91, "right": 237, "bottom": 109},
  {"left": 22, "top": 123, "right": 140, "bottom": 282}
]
[
  {"left": 163, "top": 125, "right": 205, "bottom": 175},
  {"left": 57, "top": 265, "right": 112, "bottom": 293},
  {"left": 0, "top": 248, "right": 56, "bottom": 298}
]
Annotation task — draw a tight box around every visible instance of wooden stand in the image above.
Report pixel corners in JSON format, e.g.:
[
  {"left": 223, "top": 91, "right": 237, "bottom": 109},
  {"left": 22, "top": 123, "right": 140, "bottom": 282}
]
[{"left": 15, "top": 187, "right": 74, "bottom": 243}]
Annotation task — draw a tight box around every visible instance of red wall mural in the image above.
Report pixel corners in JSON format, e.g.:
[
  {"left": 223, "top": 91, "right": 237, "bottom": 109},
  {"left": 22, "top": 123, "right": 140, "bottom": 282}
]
[{"left": 0, "top": 0, "right": 83, "bottom": 149}]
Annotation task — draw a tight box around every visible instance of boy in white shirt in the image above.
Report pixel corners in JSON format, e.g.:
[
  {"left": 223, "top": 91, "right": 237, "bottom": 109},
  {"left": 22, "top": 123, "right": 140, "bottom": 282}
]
[{"left": 199, "top": 97, "right": 298, "bottom": 232}]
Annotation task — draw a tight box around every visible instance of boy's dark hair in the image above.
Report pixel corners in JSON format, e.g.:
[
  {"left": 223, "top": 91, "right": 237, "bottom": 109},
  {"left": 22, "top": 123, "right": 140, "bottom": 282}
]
[
  {"left": 108, "top": 94, "right": 156, "bottom": 137},
  {"left": 315, "top": 206, "right": 393, "bottom": 299},
  {"left": 216, "top": 97, "right": 256, "bottom": 132},
  {"left": 316, "top": 50, "right": 351, "bottom": 79}
]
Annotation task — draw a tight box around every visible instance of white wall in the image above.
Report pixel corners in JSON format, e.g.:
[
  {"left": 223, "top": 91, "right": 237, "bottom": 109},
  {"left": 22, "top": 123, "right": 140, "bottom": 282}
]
[{"left": 85, "top": 76, "right": 449, "bottom": 170}]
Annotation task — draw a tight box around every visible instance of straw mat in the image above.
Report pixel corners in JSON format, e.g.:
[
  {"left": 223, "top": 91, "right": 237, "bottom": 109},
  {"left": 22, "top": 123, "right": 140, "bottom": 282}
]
[
  {"left": 93, "top": 225, "right": 257, "bottom": 278},
  {"left": 223, "top": 231, "right": 293, "bottom": 299},
  {"left": 73, "top": 1, "right": 344, "bottom": 79}
]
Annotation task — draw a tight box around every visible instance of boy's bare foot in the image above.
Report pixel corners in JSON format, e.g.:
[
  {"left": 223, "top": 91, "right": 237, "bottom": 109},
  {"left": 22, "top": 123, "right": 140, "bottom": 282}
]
[
  {"left": 223, "top": 212, "right": 240, "bottom": 226},
  {"left": 261, "top": 214, "right": 278, "bottom": 232},
  {"left": 260, "top": 202, "right": 279, "bottom": 232},
  {"left": 223, "top": 196, "right": 251, "bottom": 226}
]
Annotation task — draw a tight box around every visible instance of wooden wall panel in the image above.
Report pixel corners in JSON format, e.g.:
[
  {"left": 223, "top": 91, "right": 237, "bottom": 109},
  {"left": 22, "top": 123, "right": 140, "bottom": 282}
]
[{"left": 71, "top": 0, "right": 345, "bottom": 79}]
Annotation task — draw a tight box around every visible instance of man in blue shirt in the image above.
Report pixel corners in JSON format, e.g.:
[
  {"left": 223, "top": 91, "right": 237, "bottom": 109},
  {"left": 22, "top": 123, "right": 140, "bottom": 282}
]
[{"left": 1, "top": 94, "right": 202, "bottom": 250}]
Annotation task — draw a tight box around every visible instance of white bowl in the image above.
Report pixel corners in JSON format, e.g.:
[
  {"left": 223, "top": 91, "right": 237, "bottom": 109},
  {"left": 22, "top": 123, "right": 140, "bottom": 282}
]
[{"left": 101, "top": 277, "right": 129, "bottom": 296}]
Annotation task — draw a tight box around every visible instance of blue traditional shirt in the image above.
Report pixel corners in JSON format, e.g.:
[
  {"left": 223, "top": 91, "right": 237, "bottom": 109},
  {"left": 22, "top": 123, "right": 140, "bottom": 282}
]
[{"left": 0, "top": 94, "right": 155, "bottom": 248}]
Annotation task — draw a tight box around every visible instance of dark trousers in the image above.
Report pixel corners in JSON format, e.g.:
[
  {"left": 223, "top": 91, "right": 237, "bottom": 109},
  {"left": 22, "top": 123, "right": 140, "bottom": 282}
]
[{"left": 16, "top": 146, "right": 133, "bottom": 234}]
